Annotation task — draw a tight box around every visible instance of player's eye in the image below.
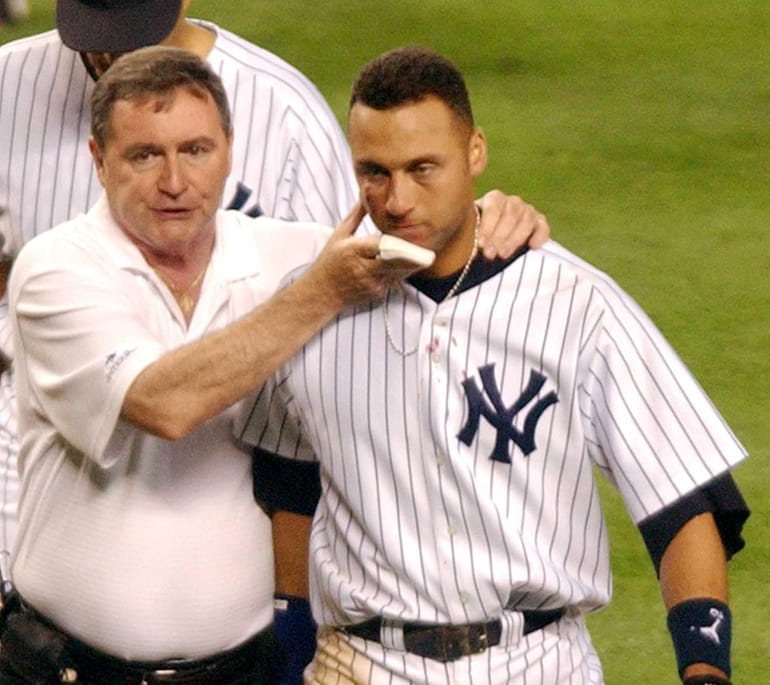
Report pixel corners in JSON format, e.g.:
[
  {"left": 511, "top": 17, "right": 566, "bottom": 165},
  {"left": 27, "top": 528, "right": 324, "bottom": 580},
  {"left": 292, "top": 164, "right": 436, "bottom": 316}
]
[
  {"left": 411, "top": 162, "right": 436, "bottom": 177},
  {"left": 356, "top": 163, "right": 388, "bottom": 181}
]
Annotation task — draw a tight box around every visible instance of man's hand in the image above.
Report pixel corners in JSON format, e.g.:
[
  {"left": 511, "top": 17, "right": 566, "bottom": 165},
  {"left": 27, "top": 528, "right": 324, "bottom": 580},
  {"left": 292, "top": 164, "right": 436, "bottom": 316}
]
[
  {"left": 304, "top": 202, "right": 421, "bottom": 309},
  {"left": 476, "top": 190, "right": 550, "bottom": 260}
]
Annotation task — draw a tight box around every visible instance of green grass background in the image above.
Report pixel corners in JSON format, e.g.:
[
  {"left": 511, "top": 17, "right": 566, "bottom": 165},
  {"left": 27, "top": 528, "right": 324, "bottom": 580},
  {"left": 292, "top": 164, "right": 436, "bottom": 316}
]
[{"left": 3, "top": 1, "right": 768, "bottom": 681}]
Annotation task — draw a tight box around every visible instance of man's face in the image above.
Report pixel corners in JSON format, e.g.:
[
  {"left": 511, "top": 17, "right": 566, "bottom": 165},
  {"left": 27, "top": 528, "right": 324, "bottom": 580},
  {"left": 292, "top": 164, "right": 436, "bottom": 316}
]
[
  {"left": 349, "top": 96, "right": 487, "bottom": 277},
  {"left": 89, "top": 87, "right": 232, "bottom": 260}
]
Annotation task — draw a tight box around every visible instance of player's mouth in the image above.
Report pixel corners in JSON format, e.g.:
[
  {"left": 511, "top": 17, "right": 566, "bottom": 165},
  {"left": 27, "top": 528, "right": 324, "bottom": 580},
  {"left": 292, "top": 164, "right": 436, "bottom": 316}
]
[{"left": 388, "top": 223, "right": 427, "bottom": 243}]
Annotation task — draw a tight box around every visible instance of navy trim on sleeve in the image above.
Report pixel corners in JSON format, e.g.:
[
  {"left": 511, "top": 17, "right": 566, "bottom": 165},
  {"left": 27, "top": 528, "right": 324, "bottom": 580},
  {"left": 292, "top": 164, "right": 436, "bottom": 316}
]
[
  {"left": 639, "top": 473, "right": 750, "bottom": 575},
  {"left": 252, "top": 447, "right": 321, "bottom": 517}
]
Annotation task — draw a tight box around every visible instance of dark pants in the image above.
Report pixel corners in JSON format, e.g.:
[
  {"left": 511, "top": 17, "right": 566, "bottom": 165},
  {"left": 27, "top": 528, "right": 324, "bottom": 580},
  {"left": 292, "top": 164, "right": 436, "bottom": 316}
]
[
  {"left": 0, "top": 601, "right": 277, "bottom": 685},
  {"left": 0, "top": 648, "right": 275, "bottom": 685}
]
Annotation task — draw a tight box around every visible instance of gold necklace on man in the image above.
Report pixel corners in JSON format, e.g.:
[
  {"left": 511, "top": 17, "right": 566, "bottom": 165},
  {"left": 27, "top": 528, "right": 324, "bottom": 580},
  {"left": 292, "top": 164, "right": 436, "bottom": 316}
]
[
  {"left": 152, "top": 262, "right": 208, "bottom": 315},
  {"left": 383, "top": 205, "right": 481, "bottom": 357}
]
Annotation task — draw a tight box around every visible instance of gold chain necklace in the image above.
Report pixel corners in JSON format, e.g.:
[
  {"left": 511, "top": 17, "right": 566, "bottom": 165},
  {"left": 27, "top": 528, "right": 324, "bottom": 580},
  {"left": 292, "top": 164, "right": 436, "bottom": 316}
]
[
  {"left": 152, "top": 263, "right": 208, "bottom": 315},
  {"left": 383, "top": 206, "right": 480, "bottom": 357}
]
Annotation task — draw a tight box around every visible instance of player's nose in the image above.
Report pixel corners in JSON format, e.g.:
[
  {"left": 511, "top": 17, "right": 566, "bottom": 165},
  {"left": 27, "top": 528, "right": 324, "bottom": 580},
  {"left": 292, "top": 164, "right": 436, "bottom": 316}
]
[{"left": 384, "top": 174, "right": 416, "bottom": 216}]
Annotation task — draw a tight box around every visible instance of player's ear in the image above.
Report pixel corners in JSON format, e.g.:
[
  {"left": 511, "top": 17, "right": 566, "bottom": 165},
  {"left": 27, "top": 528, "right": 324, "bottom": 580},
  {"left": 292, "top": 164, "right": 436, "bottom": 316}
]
[{"left": 468, "top": 127, "right": 487, "bottom": 178}]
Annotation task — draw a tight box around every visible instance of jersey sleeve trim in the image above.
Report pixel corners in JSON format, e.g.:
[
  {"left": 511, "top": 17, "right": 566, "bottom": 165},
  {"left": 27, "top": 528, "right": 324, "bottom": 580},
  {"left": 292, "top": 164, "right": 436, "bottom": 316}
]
[
  {"left": 252, "top": 446, "right": 320, "bottom": 517},
  {"left": 638, "top": 472, "right": 750, "bottom": 575}
]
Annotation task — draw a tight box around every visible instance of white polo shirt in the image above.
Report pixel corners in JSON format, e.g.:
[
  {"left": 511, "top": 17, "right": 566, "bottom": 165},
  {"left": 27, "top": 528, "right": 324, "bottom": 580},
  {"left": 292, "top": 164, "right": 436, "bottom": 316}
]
[{"left": 8, "top": 196, "right": 329, "bottom": 660}]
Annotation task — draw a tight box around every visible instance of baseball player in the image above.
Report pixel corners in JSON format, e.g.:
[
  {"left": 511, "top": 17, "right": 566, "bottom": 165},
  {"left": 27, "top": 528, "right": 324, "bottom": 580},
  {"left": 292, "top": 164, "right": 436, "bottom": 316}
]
[
  {"left": 0, "top": 0, "right": 547, "bottom": 559},
  {"left": 239, "top": 47, "right": 750, "bottom": 684}
]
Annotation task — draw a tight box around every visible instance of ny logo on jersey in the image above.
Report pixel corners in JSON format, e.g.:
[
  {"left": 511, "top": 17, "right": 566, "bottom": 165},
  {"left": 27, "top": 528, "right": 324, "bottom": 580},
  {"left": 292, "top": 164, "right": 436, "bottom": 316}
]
[
  {"left": 458, "top": 364, "right": 558, "bottom": 462},
  {"left": 226, "top": 181, "right": 263, "bottom": 218}
]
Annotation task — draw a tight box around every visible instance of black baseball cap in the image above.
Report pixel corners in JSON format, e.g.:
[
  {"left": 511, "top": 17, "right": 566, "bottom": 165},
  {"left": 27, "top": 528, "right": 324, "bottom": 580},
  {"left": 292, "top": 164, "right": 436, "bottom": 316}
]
[{"left": 57, "top": 0, "right": 183, "bottom": 53}]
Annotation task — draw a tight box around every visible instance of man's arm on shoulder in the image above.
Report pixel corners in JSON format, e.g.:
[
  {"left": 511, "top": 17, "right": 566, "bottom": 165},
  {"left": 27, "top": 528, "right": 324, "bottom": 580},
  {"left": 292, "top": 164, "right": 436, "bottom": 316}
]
[{"left": 122, "top": 205, "right": 417, "bottom": 440}]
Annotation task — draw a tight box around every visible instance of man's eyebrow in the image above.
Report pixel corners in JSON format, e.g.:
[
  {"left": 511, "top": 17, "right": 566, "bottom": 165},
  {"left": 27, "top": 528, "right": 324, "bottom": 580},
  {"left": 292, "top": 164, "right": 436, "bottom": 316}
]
[{"left": 123, "top": 142, "right": 163, "bottom": 156}]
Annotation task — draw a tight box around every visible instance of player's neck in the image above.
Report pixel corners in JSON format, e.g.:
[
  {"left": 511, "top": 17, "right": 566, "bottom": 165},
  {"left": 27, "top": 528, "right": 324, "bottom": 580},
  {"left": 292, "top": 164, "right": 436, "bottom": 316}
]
[
  {"left": 165, "top": 19, "right": 216, "bottom": 59},
  {"left": 425, "top": 204, "right": 480, "bottom": 279}
]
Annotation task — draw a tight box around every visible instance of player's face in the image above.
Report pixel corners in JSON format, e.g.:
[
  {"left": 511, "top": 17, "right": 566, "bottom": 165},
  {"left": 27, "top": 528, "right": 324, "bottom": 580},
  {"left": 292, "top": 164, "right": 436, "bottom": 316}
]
[
  {"left": 349, "top": 96, "right": 487, "bottom": 277},
  {"left": 90, "top": 87, "right": 232, "bottom": 261}
]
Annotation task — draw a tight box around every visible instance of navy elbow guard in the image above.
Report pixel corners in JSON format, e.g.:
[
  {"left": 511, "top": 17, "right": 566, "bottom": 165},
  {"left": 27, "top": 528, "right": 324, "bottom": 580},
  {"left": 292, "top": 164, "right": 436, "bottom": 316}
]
[
  {"left": 667, "top": 598, "right": 732, "bottom": 682},
  {"left": 273, "top": 594, "right": 317, "bottom": 685}
]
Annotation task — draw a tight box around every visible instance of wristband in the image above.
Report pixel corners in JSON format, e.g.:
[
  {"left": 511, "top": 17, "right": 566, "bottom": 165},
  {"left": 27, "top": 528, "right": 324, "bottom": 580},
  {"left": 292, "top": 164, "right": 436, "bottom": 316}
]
[
  {"left": 273, "top": 594, "right": 317, "bottom": 685},
  {"left": 667, "top": 598, "right": 731, "bottom": 678},
  {"left": 683, "top": 676, "right": 732, "bottom": 685}
]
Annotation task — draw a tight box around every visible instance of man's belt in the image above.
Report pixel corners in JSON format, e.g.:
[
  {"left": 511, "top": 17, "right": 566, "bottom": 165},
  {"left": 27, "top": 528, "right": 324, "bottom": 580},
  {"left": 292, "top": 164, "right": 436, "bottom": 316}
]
[
  {"left": 4, "top": 599, "right": 275, "bottom": 685},
  {"left": 341, "top": 608, "right": 565, "bottom": 663}
]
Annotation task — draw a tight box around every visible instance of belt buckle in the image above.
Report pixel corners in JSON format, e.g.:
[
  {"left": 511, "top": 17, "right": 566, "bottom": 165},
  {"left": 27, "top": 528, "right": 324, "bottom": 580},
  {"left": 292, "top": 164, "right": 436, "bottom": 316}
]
[
  {"left": 141, "top": 670, "right": 180, "bottom": 685},
  {"left": 436, "top": 624, "right": 488, "bottom": 663}
]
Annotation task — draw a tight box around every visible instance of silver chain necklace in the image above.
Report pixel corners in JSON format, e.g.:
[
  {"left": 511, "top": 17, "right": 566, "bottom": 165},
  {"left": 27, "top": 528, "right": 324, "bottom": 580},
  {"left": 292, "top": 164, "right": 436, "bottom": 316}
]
[{"left": 383, "top": 206, "right": 480, "bottom": 357}]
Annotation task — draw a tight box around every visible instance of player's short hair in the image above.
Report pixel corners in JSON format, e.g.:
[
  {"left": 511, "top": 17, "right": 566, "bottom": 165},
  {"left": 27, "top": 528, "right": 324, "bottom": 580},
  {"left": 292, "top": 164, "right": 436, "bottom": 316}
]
[
  {"left": 349, "top": 46, "right": 474, "bottom": 129},
  {"left": 90, "top": 45, "right": 232, "bottom": 148}
]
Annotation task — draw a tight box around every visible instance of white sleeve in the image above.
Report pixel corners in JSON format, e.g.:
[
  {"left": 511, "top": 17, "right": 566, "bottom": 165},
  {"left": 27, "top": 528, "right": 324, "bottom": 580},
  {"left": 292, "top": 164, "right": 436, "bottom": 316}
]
[
  {"left": 579, "top": 283, "right": 747, "bottom": 523},
  {"left": 10, "top": 243, "right": 162, "bottom": 465}
]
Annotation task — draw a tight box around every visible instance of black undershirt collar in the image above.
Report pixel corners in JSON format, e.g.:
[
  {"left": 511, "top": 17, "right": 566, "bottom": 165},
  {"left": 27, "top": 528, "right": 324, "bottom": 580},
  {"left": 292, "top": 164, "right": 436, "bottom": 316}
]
[{"left": 407, "top": 245, "right": 530, "bottom": 303}]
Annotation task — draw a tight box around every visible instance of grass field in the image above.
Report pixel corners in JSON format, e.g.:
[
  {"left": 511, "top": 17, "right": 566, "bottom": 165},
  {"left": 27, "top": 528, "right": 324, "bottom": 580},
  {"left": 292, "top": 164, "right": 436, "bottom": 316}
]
[{"left": 2, "top": 1, "right": 768, "bottom": 682}]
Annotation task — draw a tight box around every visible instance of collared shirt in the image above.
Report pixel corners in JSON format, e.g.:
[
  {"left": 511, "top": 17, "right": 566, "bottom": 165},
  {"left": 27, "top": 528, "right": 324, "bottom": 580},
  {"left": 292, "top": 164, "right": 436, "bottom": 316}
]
[{"left": 9, "top": 196, "right": 329, "bottom": 660}]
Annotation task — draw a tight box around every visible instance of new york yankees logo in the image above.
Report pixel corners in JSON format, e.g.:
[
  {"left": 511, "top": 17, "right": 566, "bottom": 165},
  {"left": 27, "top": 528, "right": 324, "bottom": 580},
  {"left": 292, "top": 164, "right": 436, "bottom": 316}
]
[
  {"left": 458, "top": 364, "right": 558, "bottom": 462},
  {"left": 226, "top": 181, "right": 263, "bottom": 218}
]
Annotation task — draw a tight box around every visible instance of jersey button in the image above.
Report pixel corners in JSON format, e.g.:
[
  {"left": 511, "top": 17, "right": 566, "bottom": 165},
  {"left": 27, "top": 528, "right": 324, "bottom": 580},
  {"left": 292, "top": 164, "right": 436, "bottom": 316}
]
[{"left": 431, "top": 352, "right": 441, "bottom": 364}]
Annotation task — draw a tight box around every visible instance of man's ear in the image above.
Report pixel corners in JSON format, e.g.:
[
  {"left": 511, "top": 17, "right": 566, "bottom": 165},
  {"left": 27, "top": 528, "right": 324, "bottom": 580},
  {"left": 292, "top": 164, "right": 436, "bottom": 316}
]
[
  {"left": 88, "top": 137, "right": 106, "bottom": 184},
  {"left": 468, "top": 127, "right": 488, "bottom": 178}
]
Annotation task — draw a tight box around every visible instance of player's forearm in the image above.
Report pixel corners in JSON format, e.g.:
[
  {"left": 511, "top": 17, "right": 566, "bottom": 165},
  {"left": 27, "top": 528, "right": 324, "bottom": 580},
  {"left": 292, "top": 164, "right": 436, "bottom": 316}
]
[
  {"left": 272, "top": 511, "right": 312, "bottom": 598},
  {"left": 659, "top": 512, "right": 732, "bottom": 682},
  {"left": 659, "top": 512, "right": 728, "bottom": 607}
]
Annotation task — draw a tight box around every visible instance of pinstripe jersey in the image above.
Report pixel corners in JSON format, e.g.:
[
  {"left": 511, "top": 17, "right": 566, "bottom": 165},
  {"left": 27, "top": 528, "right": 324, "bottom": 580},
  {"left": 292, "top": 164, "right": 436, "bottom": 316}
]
[
  {"left": 0, "top": 21, "right": 357, "bottom": 552},
  {"left": 239, "top": 239, "right": 746, "bottom": 682}
]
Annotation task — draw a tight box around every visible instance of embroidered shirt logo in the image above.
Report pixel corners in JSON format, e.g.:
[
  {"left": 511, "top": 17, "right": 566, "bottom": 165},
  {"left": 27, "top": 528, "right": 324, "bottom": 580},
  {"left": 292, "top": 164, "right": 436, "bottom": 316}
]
[
  {"left": 458, "top": 364, "right": 558, "bottom": 462},
  {"left": 104, "top": 349, "right": 136, "bottom": 382},
  {"left": 691, "top": 607, "right": 725, "bottom": 646}
]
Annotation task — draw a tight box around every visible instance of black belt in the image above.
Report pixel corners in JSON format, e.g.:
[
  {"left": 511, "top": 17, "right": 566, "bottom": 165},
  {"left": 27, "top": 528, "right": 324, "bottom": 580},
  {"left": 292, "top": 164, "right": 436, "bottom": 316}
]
[
  {"left": 5, "top": 599, "right": 275, "bottom": 685},
  {"left": 341, "top": 608, "right": 565, "bottom": 663}
]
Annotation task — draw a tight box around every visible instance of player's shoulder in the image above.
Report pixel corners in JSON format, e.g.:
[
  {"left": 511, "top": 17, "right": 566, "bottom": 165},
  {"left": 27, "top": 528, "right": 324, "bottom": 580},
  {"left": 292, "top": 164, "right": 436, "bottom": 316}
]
[
  {"left": 0, "top": 28, "right": 62, "bottom": 60},
  {"left": 531, "top": 239, "right": 625, "bottom": 293},
  {"left": 199, "top": 20, "right": 331, "bottom": 105}
]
